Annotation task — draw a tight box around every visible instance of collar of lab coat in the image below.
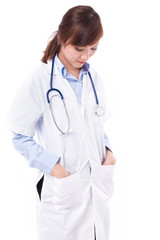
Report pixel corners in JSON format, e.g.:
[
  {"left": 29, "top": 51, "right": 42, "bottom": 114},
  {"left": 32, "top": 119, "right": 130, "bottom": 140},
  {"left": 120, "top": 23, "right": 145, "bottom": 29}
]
[{"left": 46, "top": 59, "right": 60, "bottom": 76}]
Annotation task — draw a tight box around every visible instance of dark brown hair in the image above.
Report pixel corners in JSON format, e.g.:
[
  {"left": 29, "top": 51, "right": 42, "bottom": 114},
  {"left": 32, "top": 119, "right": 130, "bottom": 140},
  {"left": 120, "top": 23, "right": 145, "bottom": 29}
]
[{"left": 41, "top": 5, "right": 103, "bottom": 63}]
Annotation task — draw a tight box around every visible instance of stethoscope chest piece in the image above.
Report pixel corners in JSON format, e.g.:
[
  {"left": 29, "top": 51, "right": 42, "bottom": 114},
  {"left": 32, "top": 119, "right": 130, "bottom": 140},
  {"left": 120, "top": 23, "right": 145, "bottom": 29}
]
[{"left": 96, "top": 105, "right": 104, "bottom": 116}]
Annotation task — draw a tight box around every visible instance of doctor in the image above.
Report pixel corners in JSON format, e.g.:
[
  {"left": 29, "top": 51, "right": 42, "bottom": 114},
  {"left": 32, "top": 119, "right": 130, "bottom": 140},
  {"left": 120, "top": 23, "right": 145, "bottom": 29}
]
[{"left": 9, "top": 5, "right": 116, "bottom": 240}]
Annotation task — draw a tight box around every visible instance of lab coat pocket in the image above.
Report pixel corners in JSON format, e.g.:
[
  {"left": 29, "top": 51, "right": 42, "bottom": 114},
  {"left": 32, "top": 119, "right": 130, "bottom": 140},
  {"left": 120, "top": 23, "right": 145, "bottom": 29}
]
[
  {"left": 91, "top": 161, "right": 115, "bottom": 200},
  {"left": 41, "top": 171, "right": 82, "bottom": 211}
]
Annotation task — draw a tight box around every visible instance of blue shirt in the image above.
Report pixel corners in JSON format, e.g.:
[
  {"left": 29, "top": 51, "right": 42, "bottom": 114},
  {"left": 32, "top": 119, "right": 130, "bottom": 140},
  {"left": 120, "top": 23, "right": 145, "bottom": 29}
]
[
  {"left": 12, "top": 55, "right": 111, "bottom": 174},
  {"left": 55, "top": 54, "right": 90, "bottom": 104}
]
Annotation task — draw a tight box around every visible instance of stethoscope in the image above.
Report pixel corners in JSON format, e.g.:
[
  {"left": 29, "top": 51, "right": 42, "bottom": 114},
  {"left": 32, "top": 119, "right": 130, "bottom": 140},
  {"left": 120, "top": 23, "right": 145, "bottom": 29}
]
[{"left": 46, "top": 58, "right": 104, "bottom": 135}]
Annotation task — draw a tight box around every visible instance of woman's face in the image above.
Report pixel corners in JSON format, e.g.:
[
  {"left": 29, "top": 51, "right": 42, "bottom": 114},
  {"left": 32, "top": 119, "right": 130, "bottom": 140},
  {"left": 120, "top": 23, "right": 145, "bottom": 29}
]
[{"left": 58, "top": 41, "right": 99, "bottom": 71}]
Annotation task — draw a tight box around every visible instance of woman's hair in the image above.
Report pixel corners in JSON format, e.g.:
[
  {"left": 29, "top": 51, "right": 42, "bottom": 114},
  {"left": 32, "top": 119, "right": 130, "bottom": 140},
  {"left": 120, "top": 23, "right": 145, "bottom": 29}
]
[{"left": 41, "top": 5, "right": 103, "bottom": 63}]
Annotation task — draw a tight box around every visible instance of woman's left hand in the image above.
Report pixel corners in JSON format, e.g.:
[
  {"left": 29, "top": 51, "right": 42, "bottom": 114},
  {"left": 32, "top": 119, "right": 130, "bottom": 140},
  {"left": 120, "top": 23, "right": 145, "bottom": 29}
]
[{"left": 102, "top": 149, "right": 116, "bottom": 165}]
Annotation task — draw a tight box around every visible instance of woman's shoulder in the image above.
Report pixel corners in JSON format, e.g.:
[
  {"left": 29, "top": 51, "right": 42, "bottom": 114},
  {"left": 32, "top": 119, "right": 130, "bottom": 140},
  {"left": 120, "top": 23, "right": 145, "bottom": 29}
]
[
  {"left": 24, "top": 61, "right": 51, "bottom": 87},
  {"left": 31, "top": 61, "right": 51, "bottom": 78}
]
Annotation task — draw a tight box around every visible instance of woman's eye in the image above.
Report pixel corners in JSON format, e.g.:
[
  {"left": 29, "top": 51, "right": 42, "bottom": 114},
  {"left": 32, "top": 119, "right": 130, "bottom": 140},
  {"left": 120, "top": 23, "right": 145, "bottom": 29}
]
[
  {"left": 75, "top": 47, "right": 83, "bottom": 52},
  {"left": 75, "top": 46, "right": 98, "bottom": 52},
  {"left": 91, "top": 47, "right": 97, "bottom": 51}
]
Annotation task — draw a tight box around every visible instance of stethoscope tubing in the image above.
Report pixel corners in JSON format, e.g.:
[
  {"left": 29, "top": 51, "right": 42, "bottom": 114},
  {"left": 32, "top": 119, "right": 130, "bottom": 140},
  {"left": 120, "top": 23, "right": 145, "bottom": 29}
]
[
  {"left": 88, "top": 71, "right": 99, "bottom": 105},
  {"left": 47, "top": 88, "right": 64, "bottom": 103},
  {"left": 50, "top": 57, "right": 55, "bottom": 89},
  {"left": 46, "top": 57, "right": 104, "bottom": 134},
  {"left": 47, "top": 57, "right": 100, "bottom": 105}
]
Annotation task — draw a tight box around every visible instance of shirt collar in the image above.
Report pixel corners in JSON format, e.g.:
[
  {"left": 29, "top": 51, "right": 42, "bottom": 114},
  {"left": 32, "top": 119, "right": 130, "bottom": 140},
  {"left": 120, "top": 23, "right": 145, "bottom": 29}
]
[{"left": 54, "top": 54, "right": 90, "bottom": 79}]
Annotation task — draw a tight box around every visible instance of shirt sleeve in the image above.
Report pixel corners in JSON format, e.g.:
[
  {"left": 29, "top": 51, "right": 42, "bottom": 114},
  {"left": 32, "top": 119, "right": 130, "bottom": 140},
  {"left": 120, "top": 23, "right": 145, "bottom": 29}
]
[
  {"left": 12, "top": 133, "right": 60, "bottom": 174},
  {"left": 104, "top": 133, "right": 112, "bottom": 152}
]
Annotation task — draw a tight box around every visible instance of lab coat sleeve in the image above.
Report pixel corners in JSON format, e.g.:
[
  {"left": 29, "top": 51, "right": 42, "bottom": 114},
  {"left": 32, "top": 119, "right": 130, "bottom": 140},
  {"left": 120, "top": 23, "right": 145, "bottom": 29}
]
[
  {"left": 12, "top": 133, "right": 60, "bottom": 174},
  {"left": 8, "top": 72, "right": 43, "bottom": 137}
]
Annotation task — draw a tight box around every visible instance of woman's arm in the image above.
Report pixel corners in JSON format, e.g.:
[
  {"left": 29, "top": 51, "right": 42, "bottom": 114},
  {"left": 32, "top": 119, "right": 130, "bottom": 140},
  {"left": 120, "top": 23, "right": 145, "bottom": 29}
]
[
  {"left": 12, "top": 133, "right": 60, "bottom": 174},
  {"left": 12, "top": 133, "right": 70, "bottom": 178}
]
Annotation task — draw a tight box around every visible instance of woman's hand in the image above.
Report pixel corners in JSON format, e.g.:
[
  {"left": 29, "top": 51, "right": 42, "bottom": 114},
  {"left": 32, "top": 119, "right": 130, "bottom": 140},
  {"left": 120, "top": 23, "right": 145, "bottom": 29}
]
[
  {"left": 102, "top": 149, "right": 116, "bottom": 165},
  {"left": 50, "top": 163, "right": 70, "bottom": 178}
]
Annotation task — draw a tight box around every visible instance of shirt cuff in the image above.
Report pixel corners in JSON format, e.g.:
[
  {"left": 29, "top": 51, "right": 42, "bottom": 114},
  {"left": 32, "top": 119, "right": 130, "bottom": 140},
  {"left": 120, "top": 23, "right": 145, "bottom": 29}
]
[
  {"left": 104, "top": 133, "right": 112, "bottom": 152},
  {"left": 12, "top": 133, "right": 60, "bottom": 174}
]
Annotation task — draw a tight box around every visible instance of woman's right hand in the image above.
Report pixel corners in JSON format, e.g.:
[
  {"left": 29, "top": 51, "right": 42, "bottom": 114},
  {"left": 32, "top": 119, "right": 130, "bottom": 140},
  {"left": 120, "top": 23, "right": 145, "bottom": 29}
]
[{"left": 50, "top": 163, "right": 70, "bottom": 178}]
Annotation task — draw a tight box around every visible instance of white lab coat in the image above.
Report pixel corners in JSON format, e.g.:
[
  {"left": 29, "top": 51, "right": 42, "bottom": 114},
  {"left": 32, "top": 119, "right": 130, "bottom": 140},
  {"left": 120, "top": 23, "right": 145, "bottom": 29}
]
[{"left": 8, "top": 61, "right": 115, "bottom": 240}]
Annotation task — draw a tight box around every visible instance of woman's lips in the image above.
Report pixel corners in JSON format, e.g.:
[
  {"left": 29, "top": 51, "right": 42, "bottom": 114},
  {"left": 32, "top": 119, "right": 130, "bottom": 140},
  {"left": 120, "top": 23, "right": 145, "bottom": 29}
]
[{"left": 77, "top": 60, "right": 85, "bottom": 64}]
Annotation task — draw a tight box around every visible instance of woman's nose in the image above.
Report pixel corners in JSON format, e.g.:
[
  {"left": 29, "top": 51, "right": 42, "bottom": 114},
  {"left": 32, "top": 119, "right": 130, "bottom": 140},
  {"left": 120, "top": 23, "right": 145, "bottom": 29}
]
[{"left": 81, "top": 50, "right": 90, "bottom": 61}]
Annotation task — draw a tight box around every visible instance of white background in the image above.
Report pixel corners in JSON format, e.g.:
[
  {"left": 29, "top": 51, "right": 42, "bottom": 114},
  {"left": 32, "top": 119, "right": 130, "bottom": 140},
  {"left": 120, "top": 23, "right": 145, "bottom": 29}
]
[{"left": 0, "top": 0, "right": 160, "bottom": 239}]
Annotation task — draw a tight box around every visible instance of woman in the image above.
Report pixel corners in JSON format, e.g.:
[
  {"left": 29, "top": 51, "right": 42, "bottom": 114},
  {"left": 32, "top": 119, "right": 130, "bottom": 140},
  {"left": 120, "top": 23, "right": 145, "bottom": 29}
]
[{"left": 9, "top": 5, "right": 116, "bottom": 240}]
